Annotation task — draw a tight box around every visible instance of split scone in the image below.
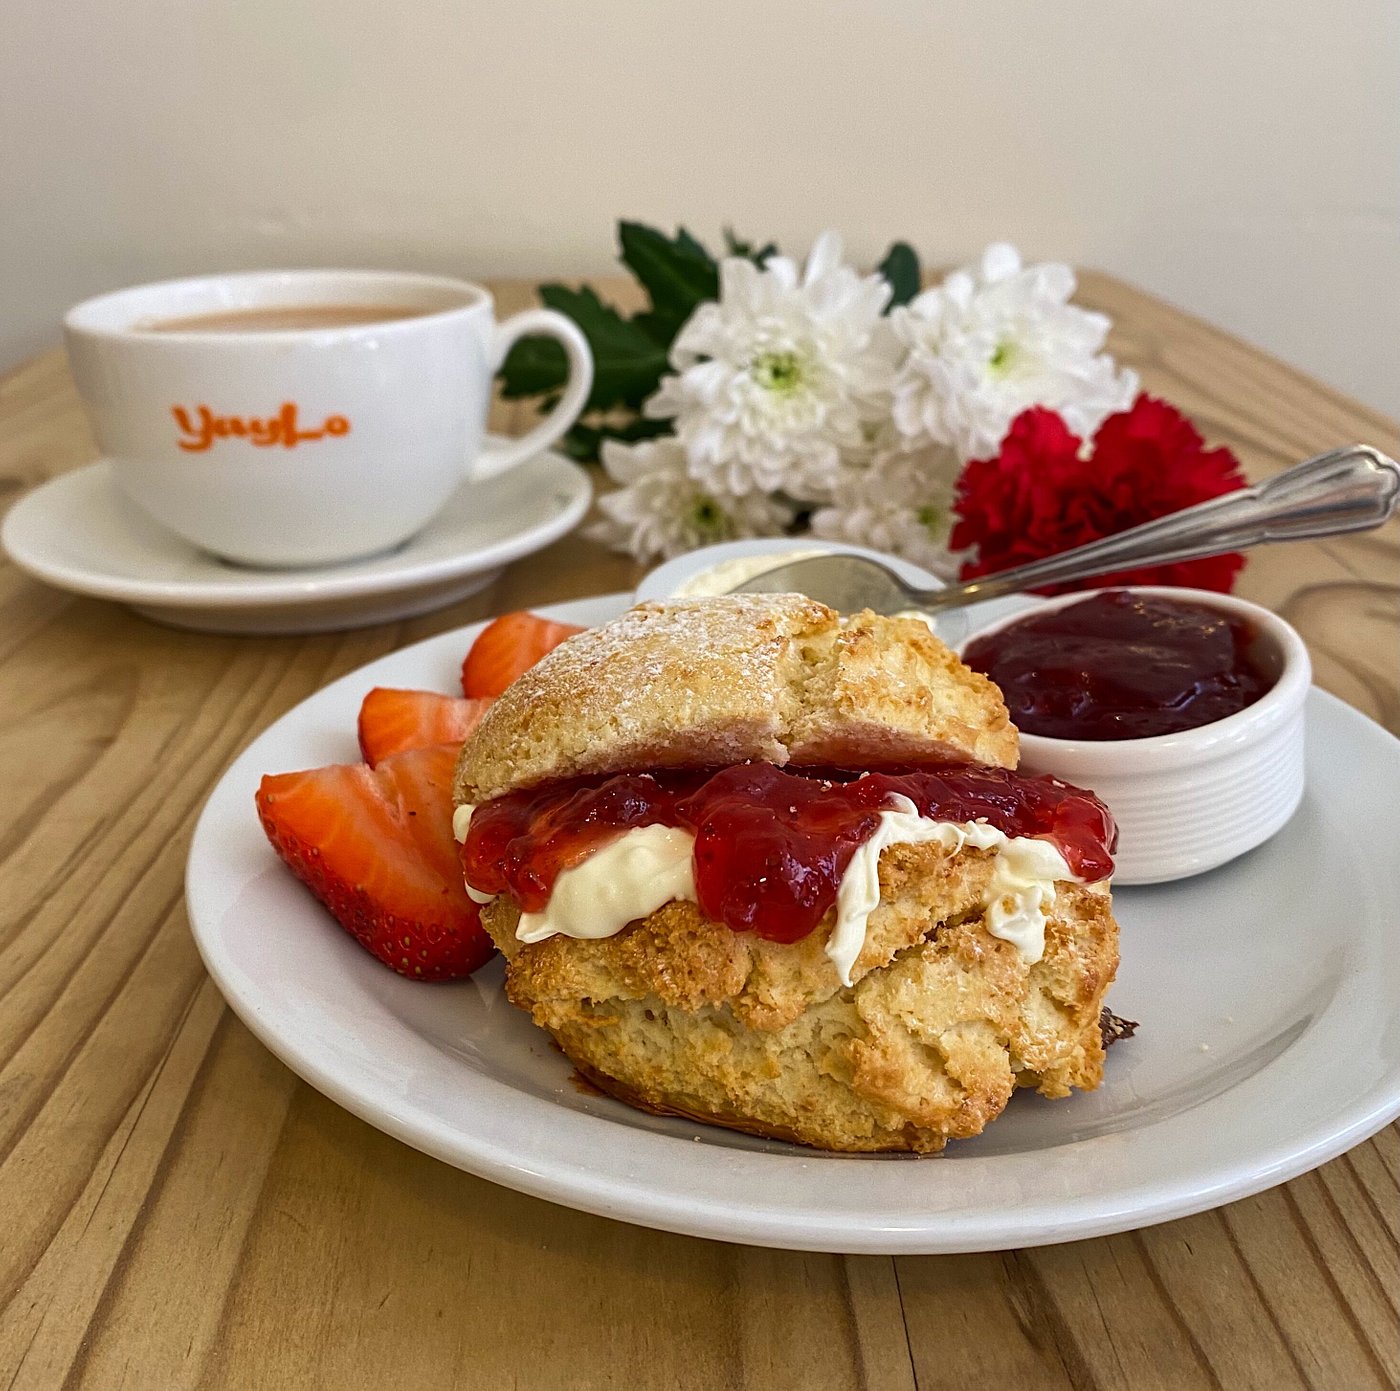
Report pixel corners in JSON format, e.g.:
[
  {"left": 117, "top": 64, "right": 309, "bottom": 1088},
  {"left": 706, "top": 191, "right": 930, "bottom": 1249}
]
[{"left": 454, "top": 594, "right": 1122, "bottom": 1153}]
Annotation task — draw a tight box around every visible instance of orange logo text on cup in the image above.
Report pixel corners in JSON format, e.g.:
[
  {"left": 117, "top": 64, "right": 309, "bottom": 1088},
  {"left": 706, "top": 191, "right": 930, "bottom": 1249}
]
[{"left": 172, "top": 403, "right": 351, "bottom": 452}]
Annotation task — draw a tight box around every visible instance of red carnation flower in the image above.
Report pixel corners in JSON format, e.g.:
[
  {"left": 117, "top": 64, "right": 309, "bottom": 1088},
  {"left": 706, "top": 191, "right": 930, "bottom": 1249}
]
[{"left": 950, "top": 395, "right": 1248, "bottom": 592}]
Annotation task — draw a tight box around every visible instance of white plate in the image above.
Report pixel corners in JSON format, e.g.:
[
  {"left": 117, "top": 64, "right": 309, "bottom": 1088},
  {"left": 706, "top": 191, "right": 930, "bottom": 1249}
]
[
  {"left": 186, "top": 592, "right": 1400, "bottom": 1253},
  {"left": 1, "top": 444, "right": 591, "bottom": 634}
]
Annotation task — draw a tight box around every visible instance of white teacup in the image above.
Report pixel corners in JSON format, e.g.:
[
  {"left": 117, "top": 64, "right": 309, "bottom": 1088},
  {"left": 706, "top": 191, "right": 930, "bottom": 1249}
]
[{"left": 64, "top": 270, "right": 594, "bottom": 567}]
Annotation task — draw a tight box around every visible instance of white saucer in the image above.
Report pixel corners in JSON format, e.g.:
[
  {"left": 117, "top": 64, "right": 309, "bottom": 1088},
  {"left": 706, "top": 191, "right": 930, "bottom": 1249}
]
[
  {"left": 1, "top": 443, "right": 592, "bottom": 634},
  {"left": 186, "top": 592, "right": 1400, "bottom": 1253}
]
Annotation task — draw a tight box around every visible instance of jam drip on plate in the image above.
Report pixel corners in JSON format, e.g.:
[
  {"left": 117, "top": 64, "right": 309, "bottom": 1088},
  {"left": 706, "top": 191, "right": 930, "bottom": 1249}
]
[
  {"left": 462, "top": 762, "right": 1116, "bottom": 945},
  {"left": 963, "top": 590, "right": 1274, "bottom": 741}
]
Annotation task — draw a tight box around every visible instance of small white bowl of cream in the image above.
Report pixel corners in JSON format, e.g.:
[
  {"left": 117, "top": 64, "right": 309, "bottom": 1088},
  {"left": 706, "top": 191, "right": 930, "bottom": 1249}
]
[{"left": 634, "top": 539, "right": 969, "bottom": 647}]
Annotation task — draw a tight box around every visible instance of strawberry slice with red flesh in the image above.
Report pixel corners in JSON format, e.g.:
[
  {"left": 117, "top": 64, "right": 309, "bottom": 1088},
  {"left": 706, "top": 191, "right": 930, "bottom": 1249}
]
[
  {"left": 256, "top": 743, "right": 494, "bottom": 980},
  {"left": 357, "top": 687, "right": 492, "bottom": 766},
  {"left": 461, "top": 612, "right": 585, "bottom": 698}
]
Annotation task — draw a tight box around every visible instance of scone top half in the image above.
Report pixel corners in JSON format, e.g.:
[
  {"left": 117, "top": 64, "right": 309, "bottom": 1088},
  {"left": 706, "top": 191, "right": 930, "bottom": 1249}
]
[{"left": 454, "top": 593, "right": 1017, "bottom": 804}]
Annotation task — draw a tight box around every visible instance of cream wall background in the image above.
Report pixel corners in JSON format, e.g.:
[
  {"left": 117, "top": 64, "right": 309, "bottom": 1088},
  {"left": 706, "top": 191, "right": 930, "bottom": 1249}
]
[{"left": 5, "top": 0, "right": 1398, "bottom": 419}]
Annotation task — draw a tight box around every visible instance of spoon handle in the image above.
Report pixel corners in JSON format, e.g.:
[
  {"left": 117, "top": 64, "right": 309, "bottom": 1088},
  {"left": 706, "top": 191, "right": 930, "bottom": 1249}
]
[{"left": 913, "top": 444, "right": 1400, "bottom": 612}]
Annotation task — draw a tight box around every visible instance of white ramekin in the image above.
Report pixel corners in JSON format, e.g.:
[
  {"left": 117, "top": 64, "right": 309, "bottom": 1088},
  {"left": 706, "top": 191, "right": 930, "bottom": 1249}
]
[{"left": 959, "top": 586, "right": 1312, "bottom": 885}]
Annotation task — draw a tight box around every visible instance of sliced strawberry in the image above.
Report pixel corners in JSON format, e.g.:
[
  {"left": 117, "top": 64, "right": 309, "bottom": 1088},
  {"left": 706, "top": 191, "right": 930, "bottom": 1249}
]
[
  {"left": 461, "top": 612, "right": 585, "bottom": 698},
  {"left": 357, "top": 687, "right": 492, "bottom": 766},
  {"left": 256, "top": 743, "right": 494, "bottom": 980}
]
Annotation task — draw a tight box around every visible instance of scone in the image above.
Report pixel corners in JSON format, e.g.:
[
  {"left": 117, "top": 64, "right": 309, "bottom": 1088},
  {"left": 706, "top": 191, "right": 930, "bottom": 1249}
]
[{"left": 454, "top": 594, "right": 1123, "bottom": 1154}]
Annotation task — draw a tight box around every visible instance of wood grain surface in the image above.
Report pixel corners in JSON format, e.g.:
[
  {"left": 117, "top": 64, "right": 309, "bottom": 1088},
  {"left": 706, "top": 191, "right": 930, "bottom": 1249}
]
[{"left": 1, "top": 274, "right": 1397, "bottom": 1390}]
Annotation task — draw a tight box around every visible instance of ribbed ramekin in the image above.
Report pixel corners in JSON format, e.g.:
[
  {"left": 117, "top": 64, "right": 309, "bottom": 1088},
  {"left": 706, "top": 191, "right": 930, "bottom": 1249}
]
[{"left": 960, "top": 586, "right": 1311, "bottom": 885}]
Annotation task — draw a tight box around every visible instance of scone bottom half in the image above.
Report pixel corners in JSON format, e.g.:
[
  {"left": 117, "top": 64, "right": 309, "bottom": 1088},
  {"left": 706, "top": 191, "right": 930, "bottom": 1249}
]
[{"left": 455, "top": 596, "right": 1126, "bottom": 1155}]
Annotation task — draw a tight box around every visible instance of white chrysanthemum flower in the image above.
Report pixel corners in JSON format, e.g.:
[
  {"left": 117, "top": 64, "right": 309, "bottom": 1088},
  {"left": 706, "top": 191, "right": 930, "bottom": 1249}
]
[
  {"left": 643, "top": 232, "right": 900, "bottom": 502},
  {"left": 889, "top": 242, "right": 1138, "bottom": 461},
  {"left": 587, "top": 436, "right": 793, "bottom": 562},
  {"left": 811, "top": 443, "right": 962, "bottom": 575}
]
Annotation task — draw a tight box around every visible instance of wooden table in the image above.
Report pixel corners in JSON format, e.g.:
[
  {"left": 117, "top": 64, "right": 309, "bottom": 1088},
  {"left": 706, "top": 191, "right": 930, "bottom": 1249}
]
[{"left": 1, "top": 275, "right": 1397, "bottom": 1390}]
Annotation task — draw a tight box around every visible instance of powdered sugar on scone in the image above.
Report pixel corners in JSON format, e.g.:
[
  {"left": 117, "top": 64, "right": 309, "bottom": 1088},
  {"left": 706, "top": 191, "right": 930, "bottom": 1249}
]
[{"left": 454, "top": 595, "right": 1017, "bottom": 802}]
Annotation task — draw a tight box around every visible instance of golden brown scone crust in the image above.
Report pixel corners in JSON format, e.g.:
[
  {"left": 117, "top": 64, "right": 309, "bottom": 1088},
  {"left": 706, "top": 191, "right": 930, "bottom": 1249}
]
[
  {"left": 454, "top": 595, "right": 1017, "bottom": 802},
  {"left": 482, "top": 841, "right": 1119, "bottom": 1154}
]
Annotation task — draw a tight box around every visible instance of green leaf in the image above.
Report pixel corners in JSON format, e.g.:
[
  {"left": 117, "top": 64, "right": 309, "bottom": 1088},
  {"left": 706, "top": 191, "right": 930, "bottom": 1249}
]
[
  {"left": 498, "top": 336, "right": 568, "bottom": 398},
  {"left": 876, "top": 242, "right": 921, "bottom": 310},
  {"left": 560, "top": 415, "right": 673, "bottom": 463},
  {"left": 629, "top": 308, "right": 680, "bottom": 347},
  {"left": 497, "top": 283, "right": 670, "bottom": 413},
  {"left": 674, "top": 227, "right": 714, "bottom": 263},
  {"left": 723, "top": 228, "right": 779, "bottom": 265},
  {"left": 557, "top": 427, "right": 603, "bottom": 462},
  {"left": 617, "top": 221, "right": 720, "bottom": 342}
]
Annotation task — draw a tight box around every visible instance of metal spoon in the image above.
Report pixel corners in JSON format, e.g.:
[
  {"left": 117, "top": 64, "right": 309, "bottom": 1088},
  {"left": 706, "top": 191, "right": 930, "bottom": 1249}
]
[{"left": 728, "top": 444, "right": 1400, "bottom": 615}]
